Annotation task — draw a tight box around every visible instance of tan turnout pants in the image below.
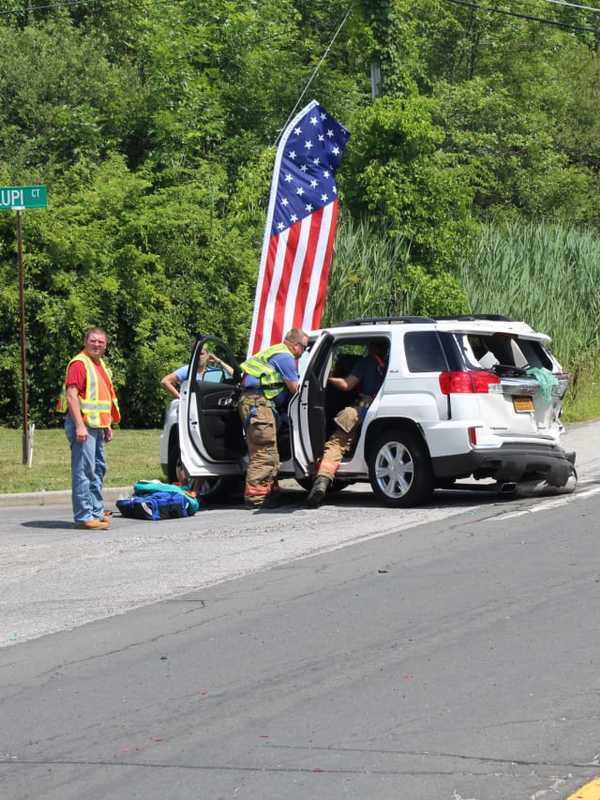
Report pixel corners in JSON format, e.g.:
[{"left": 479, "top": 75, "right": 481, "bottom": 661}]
[
  {"left": 318, "top": 405, "right": 361, "bottom": 480},
  {"left": 239, "top": 393, "right": 280, "bottom": 506}
]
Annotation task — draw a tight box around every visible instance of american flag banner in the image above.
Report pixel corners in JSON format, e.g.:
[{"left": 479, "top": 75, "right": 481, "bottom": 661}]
[{"left": 248, "top": 99, "right": 350, "bottom": 355}]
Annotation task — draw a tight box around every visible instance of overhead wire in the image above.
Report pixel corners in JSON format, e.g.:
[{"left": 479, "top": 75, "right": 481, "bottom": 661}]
[
  {"left": 0, "top": 0, "right": 101, "bottom": 17},
  {"left": 274, "top": 4, "right": 353, "bottom": 146},
  {"left": 537, "top": 0, "right": 600, "bottom": 14},
  {"left": 444, "top": 0, "right": 600, "bottom": 34}
]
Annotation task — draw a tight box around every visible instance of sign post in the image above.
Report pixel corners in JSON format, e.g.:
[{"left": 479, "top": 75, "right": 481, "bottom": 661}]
[{"left": 0, "top": 185, "right": 48, "bottom": 465}]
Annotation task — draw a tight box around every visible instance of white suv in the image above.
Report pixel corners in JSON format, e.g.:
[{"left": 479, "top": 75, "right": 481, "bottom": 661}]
[{"left": 160, "top": 315, "right": 576, "bottom": 506}]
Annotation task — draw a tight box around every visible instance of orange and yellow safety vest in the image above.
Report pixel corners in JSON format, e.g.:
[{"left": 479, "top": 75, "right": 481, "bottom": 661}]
[{"left": 56, "top": 352, "right": 121, "bottom": 428}]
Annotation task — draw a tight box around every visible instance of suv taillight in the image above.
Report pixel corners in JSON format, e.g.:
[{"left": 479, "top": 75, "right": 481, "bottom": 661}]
[{"left": 439, "top": 370, "right": 501, "bottom": 395}]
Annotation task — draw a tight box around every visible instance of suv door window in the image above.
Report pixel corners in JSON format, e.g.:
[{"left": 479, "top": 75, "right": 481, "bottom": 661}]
[
  {"left": 404, "top": 332, "right": 448, "bottom": 372},
  {"left": 186, "top": 336, "right": 244, "bottom": 463}
]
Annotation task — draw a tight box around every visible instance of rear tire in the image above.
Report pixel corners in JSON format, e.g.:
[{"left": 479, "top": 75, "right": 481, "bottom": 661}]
[{"left": 368, "top": 428, "right": 434, "bottom": 507}]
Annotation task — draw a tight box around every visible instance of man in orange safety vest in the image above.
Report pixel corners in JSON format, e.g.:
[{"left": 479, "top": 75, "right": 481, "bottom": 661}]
[{"left": 57, "top": 327, "right": 121, "bottom": 530}]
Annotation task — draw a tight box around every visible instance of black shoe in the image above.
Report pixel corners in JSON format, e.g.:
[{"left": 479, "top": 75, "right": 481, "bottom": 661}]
[
  {"left": 257, "top": 491, "right": 285, "bottom": 510},
  {"left": 306, "top": 476, "right": 331, "bottom": 508}
]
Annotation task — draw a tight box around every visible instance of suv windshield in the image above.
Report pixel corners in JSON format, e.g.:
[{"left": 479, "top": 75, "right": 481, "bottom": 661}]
[{"left": 454, "top": 333, "right": 553, "bottom": 373}]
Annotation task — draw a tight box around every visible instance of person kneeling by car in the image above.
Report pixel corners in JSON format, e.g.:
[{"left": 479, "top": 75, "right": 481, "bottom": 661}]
[
  {"left": 307, "top": 341, "right": 388, "bottom": 509},
  {"left": 239, "top": 328, "right": 308, "bottom": 509}
]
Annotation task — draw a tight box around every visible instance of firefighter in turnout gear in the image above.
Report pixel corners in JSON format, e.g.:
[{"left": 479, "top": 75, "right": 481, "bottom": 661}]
[
  {"left": 307, "top": 341, "right": 388, "bottom": 508},
  {"left": 239, "top": 328, "right": 308, "bottom": 509}
]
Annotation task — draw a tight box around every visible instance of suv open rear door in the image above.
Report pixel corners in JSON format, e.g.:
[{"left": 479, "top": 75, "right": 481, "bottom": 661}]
[{"left": 179, "top": 335, "right": 245, "bottom": 475}]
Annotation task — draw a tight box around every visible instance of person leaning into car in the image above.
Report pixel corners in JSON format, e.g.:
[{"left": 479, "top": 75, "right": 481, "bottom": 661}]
[
  {"left": 160, "top": 348, "right": 233, "bottom": 400},
  {"left": 307, "top": 340, "right": 388, "bottom": 509},
  {"left": 238, "top": 328, "right": 308, "bottom": 509}
]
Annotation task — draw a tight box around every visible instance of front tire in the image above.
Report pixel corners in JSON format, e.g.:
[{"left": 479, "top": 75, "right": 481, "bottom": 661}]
[
  {"left": 368, "top": 428, "right": 434, "bottom": 507},
  {"left": 167, "top": 427, "right": 242, "bottom": 503}
]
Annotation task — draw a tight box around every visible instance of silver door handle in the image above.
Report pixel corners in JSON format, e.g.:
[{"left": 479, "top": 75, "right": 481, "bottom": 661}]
[{"left": 217, "top": 397, "right": 234, "bottom": 407}]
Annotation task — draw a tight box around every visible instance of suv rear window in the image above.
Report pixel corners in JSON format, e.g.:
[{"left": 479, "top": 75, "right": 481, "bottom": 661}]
[
  {"left": 405, "top": 332, "right": 448, "bottom": 372},
  {"left": 455, "top": 333, "right": 553, "bottom": 371}
]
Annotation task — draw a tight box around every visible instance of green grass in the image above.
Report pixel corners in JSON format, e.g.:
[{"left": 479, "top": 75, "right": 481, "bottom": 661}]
[
  {"left": 458, "top": 221, "right": 600, "bottom": 422},
  {"left": 562, "top": 360, "right": 600, "bottom": 423},
  {"left": 0, "top": 428, "right": 163, "bottom": 494}
]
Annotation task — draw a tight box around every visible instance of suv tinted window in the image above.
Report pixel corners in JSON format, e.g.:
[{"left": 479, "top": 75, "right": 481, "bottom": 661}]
[{"left": 405, "top": 332, "right": 447, "bottom": 372}]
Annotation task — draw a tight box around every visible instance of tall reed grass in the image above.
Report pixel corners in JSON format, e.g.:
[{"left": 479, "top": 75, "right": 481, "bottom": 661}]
[
  {"left": 323, "top": 218, "right": 412, "bottom": 324},
  {"left": 458, "top": 222, "right": 600, "bottom": 370}
]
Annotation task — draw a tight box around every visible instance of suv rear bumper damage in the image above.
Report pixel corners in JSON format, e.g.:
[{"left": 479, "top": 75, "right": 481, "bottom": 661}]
[{"left": 433, "top": 444, "right": 576, "bottom": 487}]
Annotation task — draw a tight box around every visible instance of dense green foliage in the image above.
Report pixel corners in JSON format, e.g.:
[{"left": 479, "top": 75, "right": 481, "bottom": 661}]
[{"left": 1, "top": 0, "right": 600, "bottom": 426}]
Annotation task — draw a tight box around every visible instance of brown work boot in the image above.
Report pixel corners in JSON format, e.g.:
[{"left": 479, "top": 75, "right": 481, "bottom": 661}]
[
  {"left": 306, "top": 475, "right": 332, "bottom": 508},
  {"left": 244, "top": 497, "right": 261, "bottom": 510},
  {"left": 79, "top": 518, "right": 109, "bottom": 530}
]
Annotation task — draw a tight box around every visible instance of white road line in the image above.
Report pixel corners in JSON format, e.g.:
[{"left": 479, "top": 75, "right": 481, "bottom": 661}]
[{"left": 488, "top": 486, "right": 600, "bottom": 521}]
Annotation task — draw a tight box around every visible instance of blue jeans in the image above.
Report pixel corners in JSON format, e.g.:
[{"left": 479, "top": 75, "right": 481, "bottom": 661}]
[{"left": 64, "top": 416, "right": 107, "bottom": 523}]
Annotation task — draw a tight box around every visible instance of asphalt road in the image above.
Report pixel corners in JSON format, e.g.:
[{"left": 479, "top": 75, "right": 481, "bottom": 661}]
[{"left": 1, "top": 422, "right": 600, "bottom": 799}]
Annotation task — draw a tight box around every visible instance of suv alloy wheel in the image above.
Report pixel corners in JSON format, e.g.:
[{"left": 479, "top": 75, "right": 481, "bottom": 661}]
[{"left": 368, "top": 428, "right": 434, "bottom": 507}]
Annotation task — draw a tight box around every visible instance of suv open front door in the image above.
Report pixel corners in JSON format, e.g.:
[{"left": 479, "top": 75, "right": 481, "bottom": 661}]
[
  {"left": 181, "top": 335, "right": 245, "bottom": 469},
  {"left": 288, "top": 332, "right": 333, "bottom": 478}
]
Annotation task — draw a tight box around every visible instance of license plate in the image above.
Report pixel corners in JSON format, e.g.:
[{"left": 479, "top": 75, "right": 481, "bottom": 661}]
[{"left": 513, "top": 396, "right": 534, "bottom": 413}]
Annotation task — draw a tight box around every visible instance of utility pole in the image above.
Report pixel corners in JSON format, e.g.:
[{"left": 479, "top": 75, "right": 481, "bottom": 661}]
[
  {"left": 16, "top": 210, "right": 31, "bottom": 465},
  {"left": 370, "top": 60, "right": 383, "bottom": 99}
]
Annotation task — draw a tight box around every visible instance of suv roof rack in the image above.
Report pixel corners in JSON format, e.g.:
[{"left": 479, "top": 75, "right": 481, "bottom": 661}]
[
  {"left": 434, "top": 314, "right": 513, "bottom": 322},
  {"left": 332, "top": 315, "right": 435, "bottom": 327}
]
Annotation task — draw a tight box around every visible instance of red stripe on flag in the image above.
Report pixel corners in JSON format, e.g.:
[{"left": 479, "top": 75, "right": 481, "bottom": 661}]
[
  {"left": 311, "top": 201, "right": 339, "bottom": 330},
  {"left": 271, "top": 221, "right": 301, "bottom": 344},
  {"left": 293, "top": 208, "right": 324, "bottom": 330},
  {"left": 251, "top": 234, "right": 279, "bottom": 355}
]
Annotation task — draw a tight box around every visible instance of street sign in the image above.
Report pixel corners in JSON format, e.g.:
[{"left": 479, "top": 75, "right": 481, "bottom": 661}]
[
  {"left": 0, "top": 185, "right": 47, "bottom": 211},
  {"left": 0, "top": 184, "right": 48, "bottom": 465}
]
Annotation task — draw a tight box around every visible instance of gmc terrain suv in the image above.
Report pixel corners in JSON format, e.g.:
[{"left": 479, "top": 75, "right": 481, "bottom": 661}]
[{"left": 160, "top": 315, "right": 576, "bottom": 506}]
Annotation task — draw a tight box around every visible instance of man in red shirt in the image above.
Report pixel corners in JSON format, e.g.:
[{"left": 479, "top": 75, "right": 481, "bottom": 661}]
[{"left": 58, "top": 327, "right": 120, "bottom": 529}]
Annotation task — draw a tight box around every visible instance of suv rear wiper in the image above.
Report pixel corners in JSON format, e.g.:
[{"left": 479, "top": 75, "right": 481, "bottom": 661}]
[{"left": 492, "top": 364, "right": 529, "bottom": 378}]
